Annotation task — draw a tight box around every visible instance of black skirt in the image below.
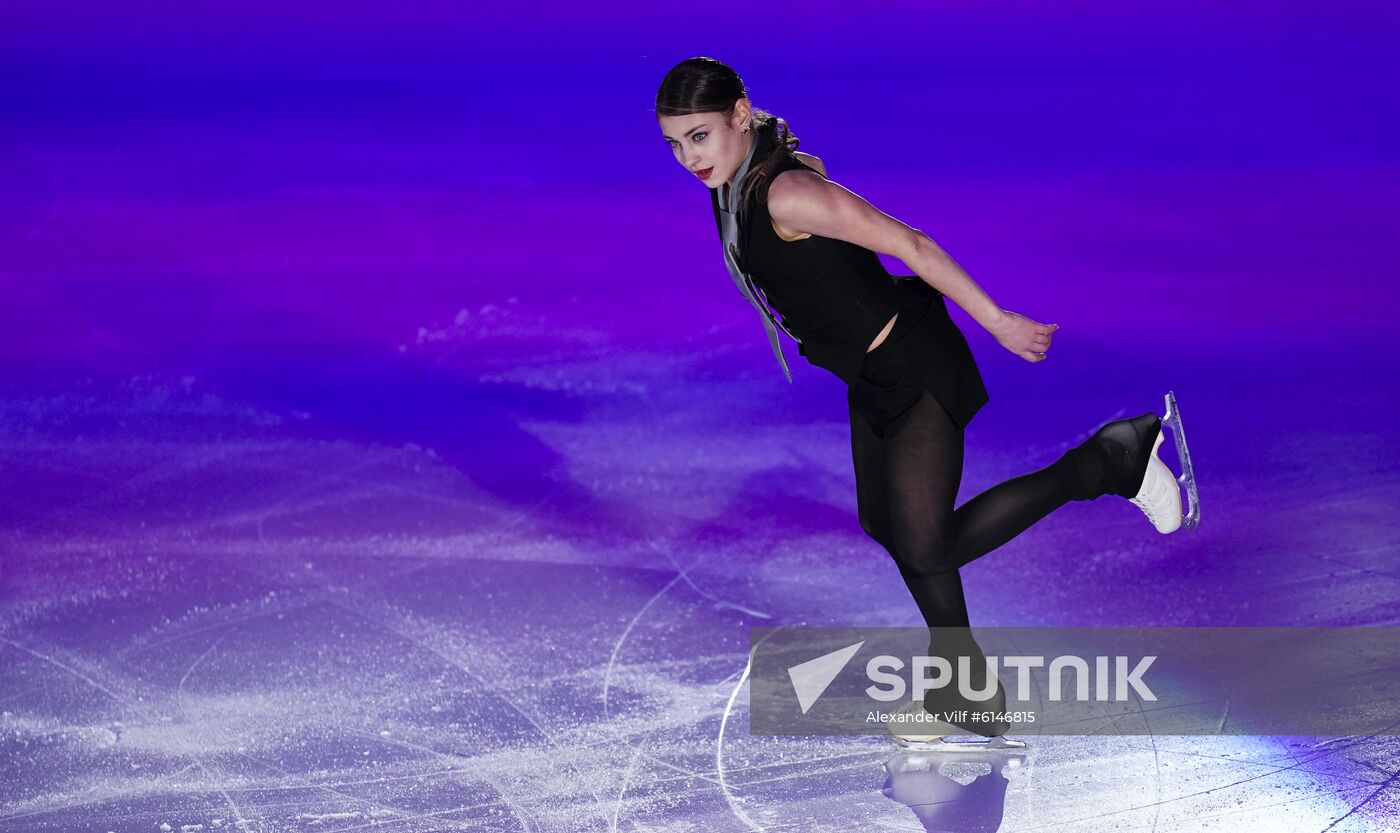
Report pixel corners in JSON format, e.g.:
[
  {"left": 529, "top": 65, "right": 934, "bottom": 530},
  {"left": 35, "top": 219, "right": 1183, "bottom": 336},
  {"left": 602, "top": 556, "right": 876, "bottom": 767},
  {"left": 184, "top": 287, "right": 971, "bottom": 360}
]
[{"left": 846, "top": 296, "right": 990, "bottom": 440}]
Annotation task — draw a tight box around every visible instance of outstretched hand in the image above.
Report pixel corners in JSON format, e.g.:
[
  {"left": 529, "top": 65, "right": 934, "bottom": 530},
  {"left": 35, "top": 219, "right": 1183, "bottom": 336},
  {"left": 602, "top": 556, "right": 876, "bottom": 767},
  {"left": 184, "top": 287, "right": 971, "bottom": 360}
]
[{"left": 991, "top": 311, "right": 1059, "bottom": 362}]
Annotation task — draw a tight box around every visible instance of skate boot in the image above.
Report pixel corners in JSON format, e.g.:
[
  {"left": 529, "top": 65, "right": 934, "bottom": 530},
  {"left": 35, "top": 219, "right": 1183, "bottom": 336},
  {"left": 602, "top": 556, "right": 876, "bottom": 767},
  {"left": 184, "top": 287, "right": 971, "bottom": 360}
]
[
  {"left": 887, "top": 672, "right": 1026, "bottom": 752},
  {"left": 1084, "top": 391, "right": 1200, "bottom": 533}
]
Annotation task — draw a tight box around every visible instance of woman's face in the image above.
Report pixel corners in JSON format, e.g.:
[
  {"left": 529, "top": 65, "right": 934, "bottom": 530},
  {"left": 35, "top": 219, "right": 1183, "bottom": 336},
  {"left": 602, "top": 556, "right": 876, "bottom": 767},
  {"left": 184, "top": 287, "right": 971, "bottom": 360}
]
[{"left": 658, "top": 101, "right": 752, "bottom": 190}]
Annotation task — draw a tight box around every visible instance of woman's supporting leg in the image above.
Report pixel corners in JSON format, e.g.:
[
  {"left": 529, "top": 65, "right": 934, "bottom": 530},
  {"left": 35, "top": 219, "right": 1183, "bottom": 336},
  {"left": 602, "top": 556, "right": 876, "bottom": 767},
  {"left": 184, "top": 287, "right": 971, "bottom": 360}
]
[
  {"left": 877, "top": 391, "right": 973, "bottom": 628},
  {"left": 852, "top": 389, "right": 973, "bottom": 636}
]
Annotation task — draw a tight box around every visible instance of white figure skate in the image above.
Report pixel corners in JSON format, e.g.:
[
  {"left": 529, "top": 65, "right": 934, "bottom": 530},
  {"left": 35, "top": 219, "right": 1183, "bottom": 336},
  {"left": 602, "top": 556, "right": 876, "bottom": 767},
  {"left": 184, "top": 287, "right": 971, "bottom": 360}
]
[
  {"left": 1128, "top": 391, "right": 1200, "bottom": 534},
  {"left": 886, "top": 699, "right": 1027, "bottom": 752}
]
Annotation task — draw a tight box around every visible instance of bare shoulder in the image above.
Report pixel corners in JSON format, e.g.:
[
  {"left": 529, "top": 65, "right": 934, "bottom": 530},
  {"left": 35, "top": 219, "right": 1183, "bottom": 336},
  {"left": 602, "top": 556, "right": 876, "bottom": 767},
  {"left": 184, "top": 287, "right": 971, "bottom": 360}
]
[
  {"left": 766, "top": 168, "right": 830, "bottom": 211},
  {"left": 765, "top": 165, "right": 921, "bottom": 258},
  {"left": 766, "top": 168, "right": 832, "bottom": 242},
  {"left": 792, "top": 151, "right": 827, "bottom": 177}
]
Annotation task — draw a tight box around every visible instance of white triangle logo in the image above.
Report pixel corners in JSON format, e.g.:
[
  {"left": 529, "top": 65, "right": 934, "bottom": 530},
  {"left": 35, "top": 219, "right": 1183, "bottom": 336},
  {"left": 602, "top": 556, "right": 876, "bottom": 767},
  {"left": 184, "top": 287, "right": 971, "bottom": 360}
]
[{"left": 787, "top": 641, "right": 865, "bottom": 714}]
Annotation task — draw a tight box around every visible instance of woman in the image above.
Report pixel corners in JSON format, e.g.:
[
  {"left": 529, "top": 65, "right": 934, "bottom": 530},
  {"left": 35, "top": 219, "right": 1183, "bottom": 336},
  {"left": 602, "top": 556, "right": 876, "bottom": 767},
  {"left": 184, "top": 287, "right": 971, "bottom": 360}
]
[{"left": 655, "top": 58, "right": 1199, "bottom": 748}]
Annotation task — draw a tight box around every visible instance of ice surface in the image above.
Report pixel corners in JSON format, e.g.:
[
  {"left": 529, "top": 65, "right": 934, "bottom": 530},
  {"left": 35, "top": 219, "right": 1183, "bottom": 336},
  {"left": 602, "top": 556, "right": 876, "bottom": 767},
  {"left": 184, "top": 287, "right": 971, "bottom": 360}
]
[{"left": 3, "top": 4, "right": 1400, "bottom": 830}]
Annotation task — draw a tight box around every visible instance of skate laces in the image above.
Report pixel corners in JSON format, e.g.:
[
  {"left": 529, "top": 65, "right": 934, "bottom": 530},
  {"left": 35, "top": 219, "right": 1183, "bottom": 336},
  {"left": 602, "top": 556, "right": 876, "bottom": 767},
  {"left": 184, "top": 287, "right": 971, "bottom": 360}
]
[
  {"left": 1130, "top": 461, "right": 1181, "bottom": 531},
  {"left": 1130, "top": 493, "right": 1159, "bottom": 525}
]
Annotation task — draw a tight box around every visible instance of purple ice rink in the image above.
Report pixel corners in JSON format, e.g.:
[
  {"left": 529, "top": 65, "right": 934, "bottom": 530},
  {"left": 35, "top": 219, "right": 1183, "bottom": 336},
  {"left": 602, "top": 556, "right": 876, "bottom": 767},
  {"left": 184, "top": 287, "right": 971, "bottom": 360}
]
[{"left": 3, "top": 3, "right": 1399, "bottom": 831}]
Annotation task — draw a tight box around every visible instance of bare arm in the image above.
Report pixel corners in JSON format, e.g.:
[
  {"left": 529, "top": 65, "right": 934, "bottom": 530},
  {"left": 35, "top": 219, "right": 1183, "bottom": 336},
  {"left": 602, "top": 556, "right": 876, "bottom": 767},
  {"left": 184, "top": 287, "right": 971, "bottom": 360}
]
[{"left": 766, "top": 170, "right": 1058, "bottom": 362}]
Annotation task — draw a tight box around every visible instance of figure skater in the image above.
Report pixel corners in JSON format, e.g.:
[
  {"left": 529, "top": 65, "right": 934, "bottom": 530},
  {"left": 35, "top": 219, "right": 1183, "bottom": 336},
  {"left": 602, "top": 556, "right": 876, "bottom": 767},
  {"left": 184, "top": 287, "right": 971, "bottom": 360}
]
[{"left": 655, "top": 57, "right": 1199, "bottom": 749}]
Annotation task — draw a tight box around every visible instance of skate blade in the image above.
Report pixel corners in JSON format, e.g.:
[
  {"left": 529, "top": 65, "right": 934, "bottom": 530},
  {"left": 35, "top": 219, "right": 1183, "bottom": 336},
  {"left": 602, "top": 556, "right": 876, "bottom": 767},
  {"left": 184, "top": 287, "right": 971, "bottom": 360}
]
[
  {"left": 891, "top": 734, "right": 1027, "bottom": 752},
  {"left": 886, "top": 708, "right": 960, "bottom": 746},
  {"left": 1162, "top": 390, "right": 1200, "bottom": 530}
]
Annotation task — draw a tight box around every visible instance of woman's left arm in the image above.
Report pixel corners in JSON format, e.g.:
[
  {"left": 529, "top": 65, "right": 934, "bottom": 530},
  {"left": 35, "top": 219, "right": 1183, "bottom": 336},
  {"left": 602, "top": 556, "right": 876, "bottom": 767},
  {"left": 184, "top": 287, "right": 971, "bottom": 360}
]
[{"left": 767, "top": 170, "right": 1058, "bottom": 362}]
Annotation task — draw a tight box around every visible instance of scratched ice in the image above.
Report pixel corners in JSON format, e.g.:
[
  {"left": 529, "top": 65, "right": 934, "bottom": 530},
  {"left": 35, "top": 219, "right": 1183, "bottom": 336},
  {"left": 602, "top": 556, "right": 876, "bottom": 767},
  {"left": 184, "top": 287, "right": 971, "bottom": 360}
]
[{"left": 4, "top": 305, "right": 1400, "bottom": 831}]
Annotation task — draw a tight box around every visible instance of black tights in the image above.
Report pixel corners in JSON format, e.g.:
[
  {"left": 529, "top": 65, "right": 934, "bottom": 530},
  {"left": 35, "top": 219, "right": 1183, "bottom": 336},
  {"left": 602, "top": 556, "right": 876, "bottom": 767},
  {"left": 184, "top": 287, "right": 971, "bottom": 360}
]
[{"left": 851, "top": 389, "right": 1106, "bottom": 632}]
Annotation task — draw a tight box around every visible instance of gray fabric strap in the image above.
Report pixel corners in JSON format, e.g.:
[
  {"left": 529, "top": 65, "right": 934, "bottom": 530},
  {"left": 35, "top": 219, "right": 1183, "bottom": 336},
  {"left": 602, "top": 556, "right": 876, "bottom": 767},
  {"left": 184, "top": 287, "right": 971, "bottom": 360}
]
[{"left": 718, "top": 134, "right": 794, "bottom": 384}]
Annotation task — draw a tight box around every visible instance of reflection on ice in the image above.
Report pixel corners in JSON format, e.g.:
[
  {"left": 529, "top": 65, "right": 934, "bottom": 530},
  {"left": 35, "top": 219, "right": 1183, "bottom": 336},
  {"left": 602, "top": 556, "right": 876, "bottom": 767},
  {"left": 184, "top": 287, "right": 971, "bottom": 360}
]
[{"left": 882, "top": 749, "right": 1027, "bottom": 832}]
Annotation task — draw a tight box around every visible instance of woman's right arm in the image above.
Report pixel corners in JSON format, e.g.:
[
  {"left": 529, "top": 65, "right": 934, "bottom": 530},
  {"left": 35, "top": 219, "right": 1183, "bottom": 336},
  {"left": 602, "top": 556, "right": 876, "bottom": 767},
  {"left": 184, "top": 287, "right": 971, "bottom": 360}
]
[
  {"left": 766, "top": 170, "right": 1058, "bottom": 362},
  {"left": 901, "top": 233, "right": 1058, "bottom": 362}
]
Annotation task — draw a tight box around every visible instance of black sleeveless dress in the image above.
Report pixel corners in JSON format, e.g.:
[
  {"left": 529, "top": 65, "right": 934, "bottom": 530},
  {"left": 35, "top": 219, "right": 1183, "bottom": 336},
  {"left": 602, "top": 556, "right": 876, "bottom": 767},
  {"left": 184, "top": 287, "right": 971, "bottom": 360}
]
[{"left": 735, "top": 147, "right": 989, "bottom": 439}]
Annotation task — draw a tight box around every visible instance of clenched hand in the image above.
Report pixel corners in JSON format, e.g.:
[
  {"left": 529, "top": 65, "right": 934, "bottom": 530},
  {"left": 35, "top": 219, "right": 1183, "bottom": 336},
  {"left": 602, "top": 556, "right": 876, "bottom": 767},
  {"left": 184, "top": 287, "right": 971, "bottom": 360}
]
[{"left": 991, "top": 311, "right": 1059, "bottom": 362}]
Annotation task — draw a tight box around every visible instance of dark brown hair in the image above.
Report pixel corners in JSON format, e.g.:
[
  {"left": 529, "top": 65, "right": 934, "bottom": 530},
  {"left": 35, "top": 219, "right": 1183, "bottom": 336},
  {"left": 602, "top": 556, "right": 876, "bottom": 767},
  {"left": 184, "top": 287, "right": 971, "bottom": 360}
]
[{"left": 655, "top": 57, "right": 801, "bottom": 224}]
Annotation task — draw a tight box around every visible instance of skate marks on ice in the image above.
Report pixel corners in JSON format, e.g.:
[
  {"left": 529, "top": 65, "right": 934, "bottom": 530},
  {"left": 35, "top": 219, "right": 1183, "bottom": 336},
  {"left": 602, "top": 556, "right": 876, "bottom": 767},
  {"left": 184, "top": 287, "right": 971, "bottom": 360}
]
[
  {"left": 0, "top": 391, "right": 1396, "bottom": 831},
  {"left": 3, "top": 489, "right": 1399, "bottom": 827},
  {"left": 4, "top": 354, "right": 1400, "bottom": 829},
  {"left": 0, "top": 487, "right": 983, "bottom": 833},
  {"left": 0, "top": 380, "right": 879, "bottom": 832},
  {"left": 0, "top": 580, "right": 871, "bottom": 831},
  {"left": 0, "top": 608, "right": 537, "bottom": 832}
]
